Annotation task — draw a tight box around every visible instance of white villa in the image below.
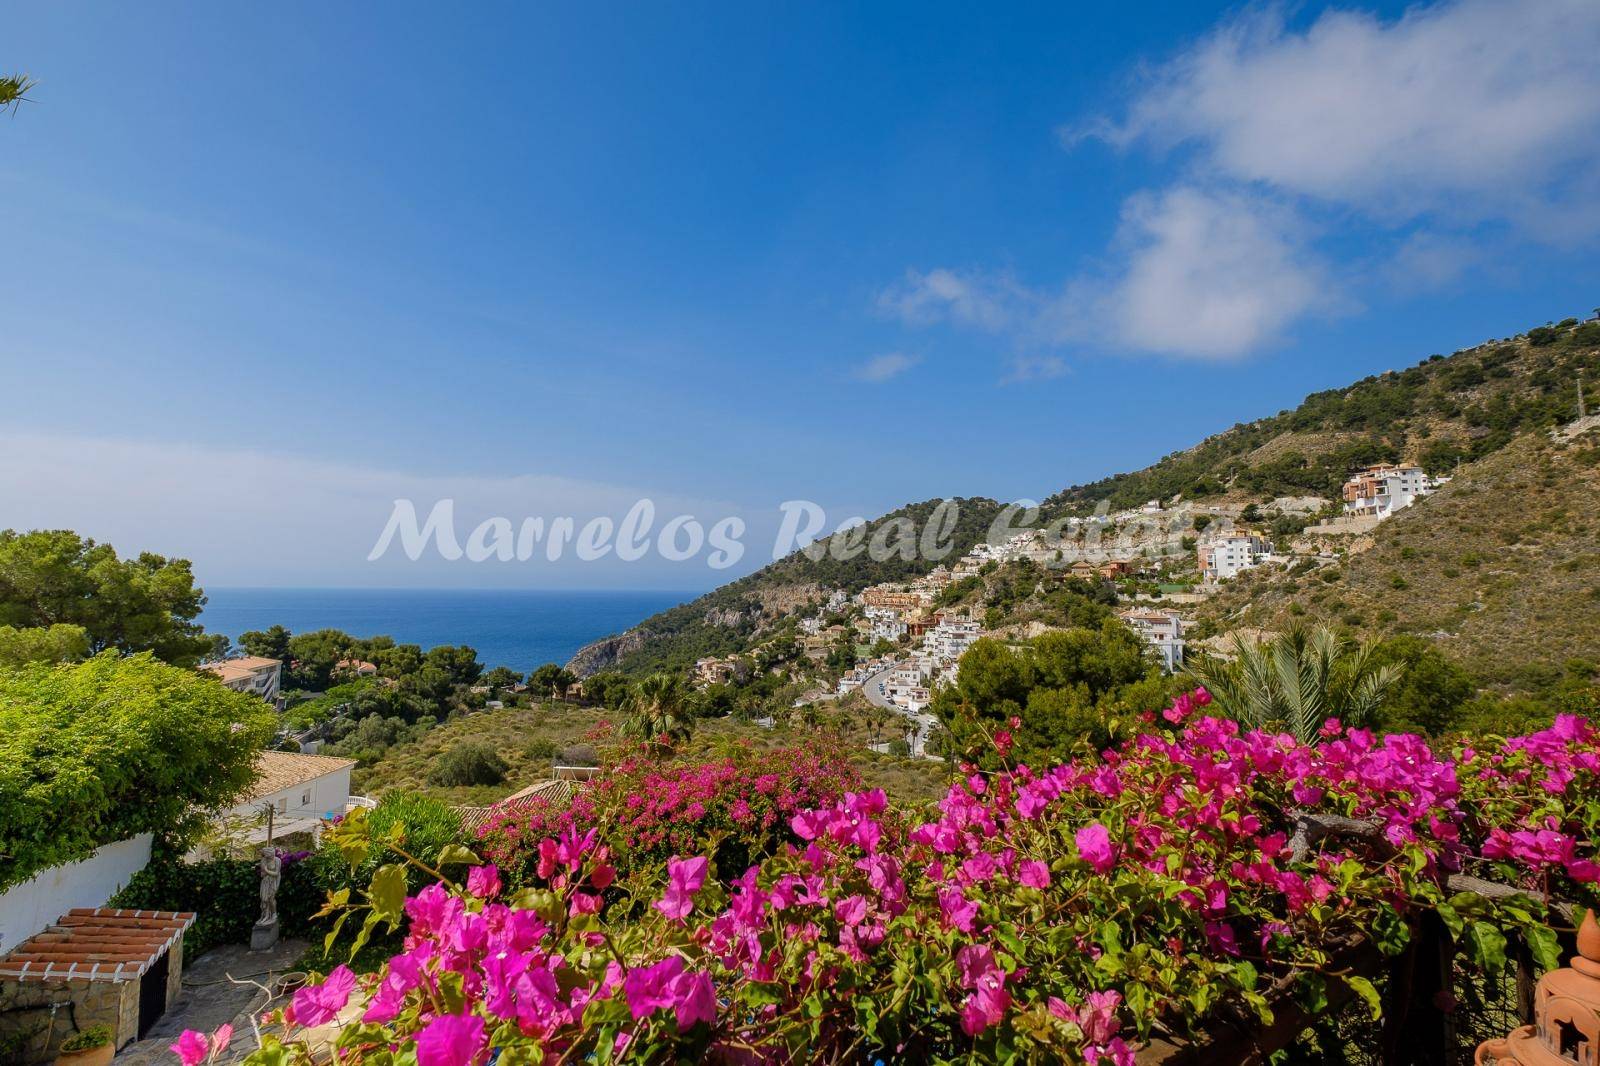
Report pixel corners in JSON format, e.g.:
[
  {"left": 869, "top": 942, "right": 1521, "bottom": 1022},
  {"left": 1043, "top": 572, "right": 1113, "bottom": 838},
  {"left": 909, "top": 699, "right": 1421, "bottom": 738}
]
[
  {"left": 200, "top": 655, "right": 282, "bottom": 702},
  {"left": 1197, "top": 533, "right": 1274, "bottom": 582},
  {"left": 1119, "top": 609, "right": 1187, "bottom": 673},
  {"left": 219, "top": 751, "right": 364, "bottom": 848},
  {"left": 1341, "top": 465, "right": 1440, "bottom": 519}
]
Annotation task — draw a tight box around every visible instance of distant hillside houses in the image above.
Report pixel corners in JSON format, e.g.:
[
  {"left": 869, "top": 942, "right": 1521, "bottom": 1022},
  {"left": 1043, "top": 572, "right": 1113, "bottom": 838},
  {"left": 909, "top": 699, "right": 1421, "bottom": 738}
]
[
  {"left": 200, "top": 654, "right": 283, "bottom": 705},
  {"left": 1197, "top": 532, "right": 1276, "bottom": 582},
  {"left": 1118, "top": 608, "right": 1187, "bottom": 672},
  {"left": 1341, "top": 465, "right": 1445, "bottom": 519}
]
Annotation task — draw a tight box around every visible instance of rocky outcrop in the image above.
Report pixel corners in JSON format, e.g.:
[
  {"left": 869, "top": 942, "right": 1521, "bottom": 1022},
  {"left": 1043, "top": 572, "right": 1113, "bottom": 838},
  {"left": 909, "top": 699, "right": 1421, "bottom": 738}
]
[{"left": 565, "top": 627, "right": 651, "bottom": 677}]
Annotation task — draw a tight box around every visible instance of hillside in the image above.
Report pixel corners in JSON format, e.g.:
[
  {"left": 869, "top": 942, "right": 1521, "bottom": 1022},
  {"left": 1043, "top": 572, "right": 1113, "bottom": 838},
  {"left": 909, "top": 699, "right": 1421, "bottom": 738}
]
[
  {"left": 1045, "top": 317, "right": 1599, "bottom": 514},
  {"left": 1193, "top": 428, "right": 1600, "bottom": 692},
  {"left": 568, "top": 497, "right": 1005, "bottom": 675},
  {"left": 574, "top": 314, "right": 1599, "bottom": 680}
]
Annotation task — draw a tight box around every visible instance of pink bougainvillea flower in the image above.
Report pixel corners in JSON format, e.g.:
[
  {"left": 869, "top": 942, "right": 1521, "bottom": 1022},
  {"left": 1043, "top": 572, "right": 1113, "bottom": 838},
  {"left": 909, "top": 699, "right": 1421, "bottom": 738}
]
[
  {"left": 674, "top": 970, "right": 717, "bottom": 1031},
  {"left": 1019, "top": 860, "right": 1051, "bottom": 888},
  {"left": 414, "top": 1012, "right": 486, "bottom": 1066},
  {"left": 286, "top": 965, "right": 356, "bottom": 1028},
  {"left": 624, "top": 956, "right": 686, "bottom": 1019},
  {"left": 654, "top": 855, "right": 710, "bottom": 920},
  {"left": 169, "top": 1031, "right": 209, "bottom": 1066},
  {"left": 1074, "top": 823, "right": 1116, "bottom": 873},
  {"left": 466, "top": 864, "right": 501, "bottom": 899}
]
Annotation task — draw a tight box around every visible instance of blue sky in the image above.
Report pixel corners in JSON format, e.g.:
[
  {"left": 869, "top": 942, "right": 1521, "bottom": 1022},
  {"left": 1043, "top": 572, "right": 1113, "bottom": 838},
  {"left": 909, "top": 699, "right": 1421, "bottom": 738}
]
[{"left": 3, "top": 1, "right": 1598, "bottom": 588}]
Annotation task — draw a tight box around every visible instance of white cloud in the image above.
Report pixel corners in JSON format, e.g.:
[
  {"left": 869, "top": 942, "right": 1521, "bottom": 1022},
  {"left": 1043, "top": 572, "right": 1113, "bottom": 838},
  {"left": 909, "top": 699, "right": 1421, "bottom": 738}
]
[
  {"left": 0, "top": 432, "right": 760, "bottom": 588},
  {"left": 877, "top": 269, "right": 1032, "bottom": 332},
  {"left": 882, "top": 0, "right": 1600, "bottom": 362},
  {"left": 1085, "top": 186, "right": 1331, "bottom": 358},
  {"left": 851, "top": 351, "right": 922, "bottom": 382},
  {"left": 999, "top": 355, "right": 1069, "bottom": 385},
  {"left": 1093, "top": 0, "right": 1600, "bottom": 230},
  {"left": 885, "top": 187, "right": 1330, "bottom": 360}
]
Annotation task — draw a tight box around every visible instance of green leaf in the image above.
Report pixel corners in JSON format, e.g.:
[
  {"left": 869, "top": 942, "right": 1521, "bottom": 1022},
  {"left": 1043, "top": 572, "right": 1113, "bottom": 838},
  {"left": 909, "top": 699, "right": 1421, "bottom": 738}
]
[
  {"left": 1525, "top": 924, "right": 1561, "bottom": 973},
  {"left": 1468, "top": 921, "right": 1508, "bottom": 971},
  {"left": 436, "top": 843, "right": 482, "bottom": 867},
  {"left": 367, "top": 863, "right": 407, "bottom": 923},
  {"left": 1343, "top": 974, "right": 1382, "bottom": 1020}
]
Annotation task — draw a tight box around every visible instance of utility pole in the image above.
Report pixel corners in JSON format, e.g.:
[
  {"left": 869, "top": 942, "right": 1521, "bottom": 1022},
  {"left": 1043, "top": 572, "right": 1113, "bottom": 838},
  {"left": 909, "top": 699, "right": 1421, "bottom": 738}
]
[{"left": 262, "top": 802, "right": 276, "bottom": 846}]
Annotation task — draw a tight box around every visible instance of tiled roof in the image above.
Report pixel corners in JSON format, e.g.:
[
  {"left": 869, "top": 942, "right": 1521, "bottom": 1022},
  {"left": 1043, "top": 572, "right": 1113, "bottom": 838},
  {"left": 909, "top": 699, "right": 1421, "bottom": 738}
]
[
  {"left": 201, "top": 656, "right": 281, "bottom": 683},
  {"left": 456, "top": 779, "right": 579, "bottom": 837},
  {"left": 0, "top": 908, "right": 195, "bottom": 983},
  {"left": 249, "top": 750, "right": 357, "bottom": 800}
]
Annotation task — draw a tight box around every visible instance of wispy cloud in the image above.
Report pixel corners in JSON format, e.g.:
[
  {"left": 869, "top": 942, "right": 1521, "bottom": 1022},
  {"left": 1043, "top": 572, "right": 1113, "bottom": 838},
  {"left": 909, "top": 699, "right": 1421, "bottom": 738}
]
[
  {"left": 851, "top": 351, "right": 922, "bottom": 382},
  {"left": 1000, "top": 355, "right": 1069, "bottom": 385},
  {"left": 883, "top": 0, "right": 1600, "bottom": 361}
]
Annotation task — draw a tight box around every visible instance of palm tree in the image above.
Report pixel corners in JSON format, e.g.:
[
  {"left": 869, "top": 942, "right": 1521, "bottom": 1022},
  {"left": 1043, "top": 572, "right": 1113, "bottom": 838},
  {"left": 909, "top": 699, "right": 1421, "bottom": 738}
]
[
  {"left": 1185, "top": 624, "right": 1401, "bottom": 743},
  {"left": 1, "top": 75, "right": 34, "bottom": 115},
  {"left": 621, "top": 673, "right": 694, "bottom": 749}
]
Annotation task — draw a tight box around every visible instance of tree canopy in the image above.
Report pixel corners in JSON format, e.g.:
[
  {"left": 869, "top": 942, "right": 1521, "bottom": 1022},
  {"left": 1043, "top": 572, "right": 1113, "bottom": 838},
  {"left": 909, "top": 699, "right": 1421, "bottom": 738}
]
[
  {"left": 0, "top": 529, "right": 211, "bottom": 666},
  {"left": 0, "top": 652, "right": 276, "bottom": 889}
]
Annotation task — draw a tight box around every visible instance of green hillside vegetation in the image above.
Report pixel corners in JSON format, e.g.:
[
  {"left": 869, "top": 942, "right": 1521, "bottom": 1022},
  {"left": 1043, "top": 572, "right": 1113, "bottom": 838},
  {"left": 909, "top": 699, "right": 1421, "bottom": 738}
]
[
  {"left": 1194, "top": 429, "right": 1600, "bottom": 721},
  {"left": 584, "top": 497, "right": 1004, "bottom": 676},
  {"left": 352, "top": 700, "right": 950, "bottom": 807},
  {"left": 586, "top": 315, "right": 1598, "bottom": 683},
  {"left": 1044, "top": 318, "right": 1600, "bottom": 514}
]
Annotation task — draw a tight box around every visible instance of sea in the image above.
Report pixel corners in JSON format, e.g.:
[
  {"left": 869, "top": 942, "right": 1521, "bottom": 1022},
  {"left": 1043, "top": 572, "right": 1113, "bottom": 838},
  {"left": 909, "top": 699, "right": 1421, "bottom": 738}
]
[{"left": 198, "top": 588, "right": 694, "bottom": 674}]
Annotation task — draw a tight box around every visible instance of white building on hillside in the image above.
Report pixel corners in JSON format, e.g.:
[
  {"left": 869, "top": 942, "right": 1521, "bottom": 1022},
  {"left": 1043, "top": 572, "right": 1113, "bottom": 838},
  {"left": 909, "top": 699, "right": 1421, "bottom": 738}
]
[
  {"left": 1341, "top": 465, "right": 1439, "bottom": 519},
  {"left": 221, "top": 751, "right": 362, "bottom": 847},
  {"left": 1197, "top": 533, "right": 1274, "bottom": 582},
  {"left": 928, "top": 618, "right": 982, "bottom": 662},
  {"left": 201, "top": 655, "right": 282, "bottom": 703},
  {"left": 1119, "top": 609, "right": 1187, "bottom": 672}
]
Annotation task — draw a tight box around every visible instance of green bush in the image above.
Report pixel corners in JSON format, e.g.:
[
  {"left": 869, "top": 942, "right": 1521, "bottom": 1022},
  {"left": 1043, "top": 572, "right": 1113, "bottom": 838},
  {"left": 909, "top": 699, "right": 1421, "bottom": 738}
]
[
  {"left": 316, "top": 791, "right": 467, "bottom": 897},
  {"left": 0, "top": 653, "right": 276, "bottom": 890},
  {"left": 110, "top": 852, "right": 324, "bottom": 957},
  {"left": 428, "top": 741, "right": 508, "bottom": 787}
]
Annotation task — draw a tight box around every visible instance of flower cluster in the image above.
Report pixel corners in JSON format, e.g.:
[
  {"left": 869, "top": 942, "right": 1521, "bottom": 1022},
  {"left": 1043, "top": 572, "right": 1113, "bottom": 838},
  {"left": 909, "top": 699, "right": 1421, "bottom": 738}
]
[
  {"left": 479, "top": 742, "right": 859, "bottom": 881},
  {"left": 197, "top": 699, "right": 1600, "bottom": 1065}
]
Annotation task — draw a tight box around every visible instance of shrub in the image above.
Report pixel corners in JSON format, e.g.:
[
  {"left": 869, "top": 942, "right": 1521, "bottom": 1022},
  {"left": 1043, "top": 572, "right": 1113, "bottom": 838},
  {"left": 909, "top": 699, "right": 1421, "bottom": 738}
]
[
  {"left": 480, "top": 743, "right": 858, "bottom": 884},
  {"left": 0, "top": 653, "right": 275, "bottom": 890},
  {"left": 231, "top": 697, "right": 1600, "bottom": 1065},
  {"left": 428, "top": 741, "right": 508, "bottom": 787},
  {"left": 110, "top": 851, "right": 323, "bottom": 956}
]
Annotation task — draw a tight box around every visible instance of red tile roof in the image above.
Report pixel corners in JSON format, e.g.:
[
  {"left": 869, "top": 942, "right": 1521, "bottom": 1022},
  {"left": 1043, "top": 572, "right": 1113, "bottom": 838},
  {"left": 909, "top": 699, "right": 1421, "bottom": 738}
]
[
  {"left": 0, "top": 908, "right": 195, "bottom": 983},
  {"left": 456, "top": 779, "right": 579, "bottom": 837}
]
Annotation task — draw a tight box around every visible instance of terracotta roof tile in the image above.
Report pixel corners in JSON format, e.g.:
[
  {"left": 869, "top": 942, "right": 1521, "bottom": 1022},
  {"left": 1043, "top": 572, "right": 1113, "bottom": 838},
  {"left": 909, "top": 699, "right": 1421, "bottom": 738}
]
[
  {"left": 0, "top": 908, "right": 195, "bottom": 983},
  {"left": 249, "top": 750, "right": 356, "bottom": 800},
  {"left": 456, "top": 779, "right": 578, "bottom": 837}
]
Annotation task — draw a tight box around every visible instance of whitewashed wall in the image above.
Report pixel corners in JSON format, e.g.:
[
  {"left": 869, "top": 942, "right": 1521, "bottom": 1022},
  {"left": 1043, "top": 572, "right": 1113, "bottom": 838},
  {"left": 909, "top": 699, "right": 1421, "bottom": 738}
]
[{"left": 0, "top": 834, "right": 153, "bottom": 953}]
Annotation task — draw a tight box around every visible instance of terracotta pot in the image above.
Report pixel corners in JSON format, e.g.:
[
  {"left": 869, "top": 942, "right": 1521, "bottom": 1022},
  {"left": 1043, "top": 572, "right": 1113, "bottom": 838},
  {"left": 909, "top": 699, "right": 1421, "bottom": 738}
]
[{"left": 54, "top": 1043, "right": 115, "bottom": 1066}]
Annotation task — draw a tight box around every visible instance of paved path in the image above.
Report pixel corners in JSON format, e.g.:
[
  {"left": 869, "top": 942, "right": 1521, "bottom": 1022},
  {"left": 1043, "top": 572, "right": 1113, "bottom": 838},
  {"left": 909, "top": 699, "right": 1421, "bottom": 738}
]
[
  {"left": 116, "top": 940, "right": 307, "bottom": 1064},
  {"left": 859, "top": 660, "right": 940, "bottom": 757}
]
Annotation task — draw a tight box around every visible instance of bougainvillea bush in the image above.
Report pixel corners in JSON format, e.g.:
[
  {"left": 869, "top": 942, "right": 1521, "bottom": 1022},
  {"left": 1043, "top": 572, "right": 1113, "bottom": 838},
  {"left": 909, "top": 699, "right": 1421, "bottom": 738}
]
[
  {"left": 478, "top": 742, "right": 863, "bottom": 884},
  {"left": 182, "top": 692, "right": 1600, "bottom": 1066}
]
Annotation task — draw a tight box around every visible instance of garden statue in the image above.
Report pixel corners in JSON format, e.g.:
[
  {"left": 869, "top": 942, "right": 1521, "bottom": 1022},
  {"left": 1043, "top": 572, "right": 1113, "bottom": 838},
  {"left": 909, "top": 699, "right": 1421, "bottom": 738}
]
[
  {"left": 1476, "top": 909, "right": 1600, "bottom": 1066},
  {"left": 250, "top": 846, "right": 282, "bottom": 952}
]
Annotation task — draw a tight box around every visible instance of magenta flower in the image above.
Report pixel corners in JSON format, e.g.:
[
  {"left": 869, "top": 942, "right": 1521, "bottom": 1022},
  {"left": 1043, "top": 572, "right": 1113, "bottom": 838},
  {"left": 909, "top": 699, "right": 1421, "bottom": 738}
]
[
  {"left": 169, "top": 1031, "right": 208, "bottom": 1066},
  {"left": 674, "top": 970, "right": 717, "bottom": 1031},
  {"left": 466, "top": 864, "right": 501, "bottom": 899},
  {"left": 287, "top": 965, "right": 356, "bottom": 1028},
  {"left": 1075, "top": 823, "right": 1116, "bottom": 873},
  {"left": 654, "top": 855, "right": 709, "bottom": 921},
  {"left": 1019, "top": 860, "right": 1051, "bottom": 888},
  {"left": 624, "top": 956, "right": 686, "bottom": 1018},
  {"left": 414, "top": 1012, "right": 486, "bottom": 1066}
]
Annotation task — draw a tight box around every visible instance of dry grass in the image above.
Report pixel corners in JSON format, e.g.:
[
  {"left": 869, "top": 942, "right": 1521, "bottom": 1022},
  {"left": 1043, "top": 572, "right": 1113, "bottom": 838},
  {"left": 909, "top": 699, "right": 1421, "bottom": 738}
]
[
  {"left": 353, "top": 699, "right": 951, "bottom": 808},
  {"left": 1199, "top": 431, "right": 1600, "bottom": 691}
]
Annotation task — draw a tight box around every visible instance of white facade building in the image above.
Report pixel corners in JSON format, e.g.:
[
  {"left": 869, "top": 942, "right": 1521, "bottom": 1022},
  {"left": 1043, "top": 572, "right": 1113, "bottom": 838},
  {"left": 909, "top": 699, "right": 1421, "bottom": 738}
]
[
  {"left": 1341, "top": 465, "right": 1437, "bottom": 519},
  {"left": 222, "top": 751, "right": 359, "bottom": 846},
  {"left": 1197, "top": 534, "right": 1273, "bottom": 582},
  {"left": 1119, "top": 610, "right": 1187, "bottom": 673},
  {"left": 201, "top": 655, "right": 283, "bottom": 702},
  {"left": 927, "top": 619, "right": 982, "bottom": 662}
]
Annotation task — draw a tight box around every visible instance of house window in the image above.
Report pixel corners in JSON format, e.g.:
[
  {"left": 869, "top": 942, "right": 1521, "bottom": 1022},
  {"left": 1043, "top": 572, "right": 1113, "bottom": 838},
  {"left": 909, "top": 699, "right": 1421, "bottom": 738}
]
[
  {"left": 277, "top": 798, "right": 287, "bottom": 814},
  {"left": 302, "top": 790, "right": 311, "bottom": 806}
]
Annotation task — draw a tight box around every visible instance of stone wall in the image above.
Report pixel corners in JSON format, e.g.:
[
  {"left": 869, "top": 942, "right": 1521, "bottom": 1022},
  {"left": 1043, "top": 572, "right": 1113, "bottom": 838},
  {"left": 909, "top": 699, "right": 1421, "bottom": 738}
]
[{"left": 0, "top": 976, "right": 138, "bottom": 1064}]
